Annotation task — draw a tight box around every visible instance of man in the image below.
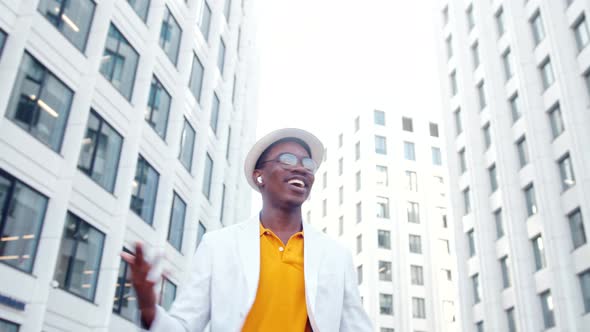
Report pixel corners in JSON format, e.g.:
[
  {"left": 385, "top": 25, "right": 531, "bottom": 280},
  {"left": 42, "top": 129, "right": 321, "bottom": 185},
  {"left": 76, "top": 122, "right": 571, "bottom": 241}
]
[{"left": 122, "top": 128, "right": 372, "bottom": 331}]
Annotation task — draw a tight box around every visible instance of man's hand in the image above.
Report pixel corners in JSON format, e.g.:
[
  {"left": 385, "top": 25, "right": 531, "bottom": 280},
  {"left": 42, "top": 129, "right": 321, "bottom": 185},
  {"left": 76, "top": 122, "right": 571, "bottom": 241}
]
[{"left": 121, "top": 242, "right": 158, "bottom": 328}]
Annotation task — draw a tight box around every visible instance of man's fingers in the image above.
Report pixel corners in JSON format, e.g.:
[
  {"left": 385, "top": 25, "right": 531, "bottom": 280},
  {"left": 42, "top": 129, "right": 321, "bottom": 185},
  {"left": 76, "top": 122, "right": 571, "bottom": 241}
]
[
  {"left": 120, "top": 252, "right": 135, "bottom": 265},
  {"left": 135, "top": 242, "right": 145, "bottom": 263}
]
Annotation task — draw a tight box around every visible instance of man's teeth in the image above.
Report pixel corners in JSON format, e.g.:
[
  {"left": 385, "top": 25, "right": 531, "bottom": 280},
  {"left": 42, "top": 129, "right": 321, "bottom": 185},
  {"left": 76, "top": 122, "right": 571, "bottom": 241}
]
[{"left": 288, "top": 179, "right": 305, "bottom": 187}]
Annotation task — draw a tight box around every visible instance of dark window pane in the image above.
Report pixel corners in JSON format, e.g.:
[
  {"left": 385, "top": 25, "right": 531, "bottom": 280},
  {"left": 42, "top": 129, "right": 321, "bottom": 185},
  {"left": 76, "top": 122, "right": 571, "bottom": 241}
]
[
  {"left": 178, "top": 120, "right": 196, "bottom": 171},
  {"left": 54, "top": 212, "right": 105, "bottom": 301},
  {"left": 113, "top": 248, "right": 140, "bottom": 324},
  {"left": 374, "top": 110, "right": 385, "bottom": 125},
  {"left": 202, "top": 153, "right": 213, "bottom": 200},
  {"left": 189, "top": 54, "right": 205, "bottom": 103},
  {"left": 127, "top": 0, "right": 150, "bottom": 21},
  {"left": 38, "top": 0, "right": 96, "bottom": 51},
  {"left": 159, "top": 7, "right": 182, "bottom": 65},
  {"left": 130, "top": 155, "right": 159, "bottom": 224},
  {"left": 218, "top": 38, "right": 226, "bottom": 75},
  {"left": 167, "top": 193, "right": 186, "bottom": 251},
  {"left": 0, "top": 319, "right": 19, "bottom": 332},
  {"left": 199, "top": 2, "right": 212, "bottom": 41},
  {"left": 7, "top": 52, "right": 73, "bottom": 151},
  {"left": 100, "top": 24, "right": 139, "bottom": 100},
  {"left": 0, "top": 29, "right": 7, "bottom": 58},
  {"left": 160, "top": 278, "right": 177, "bottom": 311},
  {"left": 0, "top": 171, "right": 48, "bottom": 273},
  {"left": 145, "top": 76, "right": 171, "bottom": 139},
  {"left": 210, "top": 93, "right": 220, "bottom": 134}
]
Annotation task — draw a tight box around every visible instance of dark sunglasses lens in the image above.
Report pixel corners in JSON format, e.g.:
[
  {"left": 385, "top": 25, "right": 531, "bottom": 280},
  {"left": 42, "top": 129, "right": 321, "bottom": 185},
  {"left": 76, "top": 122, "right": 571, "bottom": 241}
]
[
  {"left": 279, "top": 153, "right": 298, "bottom": 166},
  {"left": 302, "top": 158, "right": 317, "bottom": 172}
]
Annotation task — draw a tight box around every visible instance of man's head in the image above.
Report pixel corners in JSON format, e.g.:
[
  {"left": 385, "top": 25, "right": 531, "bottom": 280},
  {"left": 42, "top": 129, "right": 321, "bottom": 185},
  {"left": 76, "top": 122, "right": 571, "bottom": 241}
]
[{"left": 244, "top": 129, "right": 324, "bottom": 208}]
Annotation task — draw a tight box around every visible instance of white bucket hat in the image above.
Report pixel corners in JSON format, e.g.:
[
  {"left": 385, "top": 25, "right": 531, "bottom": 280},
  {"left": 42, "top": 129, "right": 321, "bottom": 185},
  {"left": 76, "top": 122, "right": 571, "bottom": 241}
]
[{"left": 244, "top": 128, "right": 324, "bottom": 192}]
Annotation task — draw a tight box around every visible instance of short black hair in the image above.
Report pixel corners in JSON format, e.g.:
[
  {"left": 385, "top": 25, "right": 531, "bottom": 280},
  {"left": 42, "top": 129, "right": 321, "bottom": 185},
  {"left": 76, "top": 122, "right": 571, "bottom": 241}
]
[{"left": 255, "top": 137, "right": 312, "bottom": 169}]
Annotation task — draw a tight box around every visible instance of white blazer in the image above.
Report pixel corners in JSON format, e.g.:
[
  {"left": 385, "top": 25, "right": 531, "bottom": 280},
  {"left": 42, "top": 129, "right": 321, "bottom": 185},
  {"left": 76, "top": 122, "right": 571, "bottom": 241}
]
[{"left": 148, "top": 216, "right": 373, "bottom": 332}]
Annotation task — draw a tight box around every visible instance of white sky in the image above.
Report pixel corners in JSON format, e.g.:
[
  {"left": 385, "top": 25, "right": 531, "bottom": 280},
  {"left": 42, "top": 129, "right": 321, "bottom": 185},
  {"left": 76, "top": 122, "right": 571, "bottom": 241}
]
[{"left": 252, "top": 0, "right": 444, "bottom": 139}]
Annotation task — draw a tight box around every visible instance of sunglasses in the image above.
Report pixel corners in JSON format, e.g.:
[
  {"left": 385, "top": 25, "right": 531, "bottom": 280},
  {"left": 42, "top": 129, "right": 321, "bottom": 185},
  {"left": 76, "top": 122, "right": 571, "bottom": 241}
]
[{"left": 259, "top": 153, "right": 317, "bottom": 173}]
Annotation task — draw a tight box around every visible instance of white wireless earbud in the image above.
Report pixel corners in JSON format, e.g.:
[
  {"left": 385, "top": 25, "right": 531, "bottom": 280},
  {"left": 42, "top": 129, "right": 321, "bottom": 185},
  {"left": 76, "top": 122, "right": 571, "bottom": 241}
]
[{"left": 257, "top": 176, "right": 263, "bottom": 184}]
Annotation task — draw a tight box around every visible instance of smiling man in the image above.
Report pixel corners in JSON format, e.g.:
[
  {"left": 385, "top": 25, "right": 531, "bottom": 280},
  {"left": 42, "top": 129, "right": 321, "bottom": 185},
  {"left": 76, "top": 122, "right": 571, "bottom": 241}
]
[{"left": 122, "top": 128, "right": 372, "bottom": 331}]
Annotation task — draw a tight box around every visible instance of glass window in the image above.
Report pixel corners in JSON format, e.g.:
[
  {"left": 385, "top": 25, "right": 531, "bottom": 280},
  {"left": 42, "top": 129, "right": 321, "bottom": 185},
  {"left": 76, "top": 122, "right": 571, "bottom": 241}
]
[
  {"left": 445, "top": 35, "right": 453, "bottom": 59},
  {"left": 375, "top": 135, "right": 387, "bottom": 154},
  {"left": 127, "top": 0, "right": 150, "bottom": 22},
  {"left": 568, "top": 208, "right": 586, "bottom": 249},
  {"left": 548, "top": 104, "right": 565, "bottom": 138},
  {"left": 378, "top": 230, "right": 390, "bottom": 249},
  {"left": 160, "top": 278, "right": 177, "bottom": 311},
  {"left": 167, "top": 193, "right": 186, "bottom": 251},
  {"left": 579, "top": 269, "right": 590, "bottom": 313},
  {"left": 376, "top": 196, "right": 390, "bottom": 219},
  {"left": 225, "top": 127, "right": 232, "bottom": 161},
  {"left": 406, "top": 170, "right": 417, "bottom": 192},
  {"left": 494, "top": 209, "right": 504, "bottom": 239},
  {"left": 459, "top": 148, "right": 467, "bottom": 174},
  {"left": 516, "top": 136, "right": 529, "bottom": 168},
  {"left": 472, "top": 274, "right": 481, "bottom": 303},
  {"left": 7, "top": 52, "right": 73, "bottom": 151},
  {"left": 407, "top": 201, "right": 420, "bottom": 223},
  {"left": 231, "top": 75, "right": 238, "bottom": 105},
  {"left": 381, "top": 328, "right": 394, "bottom": 332},
  {"left": 502, "top": 48, "right": 514, "bottom": 80},
  {"left": 432, "top": 147, "right": 442, "bottom": 165},
  {"left": 509, "top": 93, "right": 522, "bottom": 123},
  {"left": 378, "top": 261, "right": 392, "bottom": 281},
  {"left": 338, "top": 134, "right": 343, "bottom": 148},
  {"left": 524, "top": 183, "right": 537, "bottom": 216},
  {"left": 0, "top": 319, "right": 19, "bottom": 332},
  {"left": 355, "top": 116, "right": 360, "bottom": 131},
  {"left": 482, "top": 123, "right": 492, "bottom": 149},
  {"left": 454, "top": 108, "right": 463, "bottom": 135},
  {"left": 442, "top": 5, "right": 449, "bottom": 25},
  {"left": 379, "top": 293, "right": 393, "bottom": 315},
  {"left": 77, "top": 110, "right": 123, "bottom": 192},
  {"left": 218, "top": 38, "right": 226, "bottom": 75},
  {"left": 338, "top": 158, "right": 343, "bottom": 175},
  {"left": 467, "top": 229, "right": 476, "bottom": 257},
  {"left": 402, "top": 117, "right": 413, "bottom": 132},
  {"left": 532, "top": 234, "right": 547, "bottom": 271},
  {"left": 54, "top": 212, "right": 105, "bottom": 301},
  {"left": 466, "top": 4, "right": 475, "bottom": 31},
  {"left": 322, "top": 172, "right": 327, "bottom": 189},
  {"left": 411, "top": 265, "right": 424, "bottom": 285},
  {"left": 202, "top": 153, "right": 213, "bottom": 200},
  {"left": 539, "top": 290, "right": 555, "bottom": 328},
  {"left": 355, "top": 171, "right": 361, "bottom": 191},
  {"left": 374, "top": 110, "right": 385, "bottom": 125},
  {"left": 210, "top": 93, "right": 220, "bottom": 134},
  {"left": 471, "top": 41, "right": 480, "bottom": 69},
  {"left": 477, "top": 81, "right": 486, "bottom": 110},
  {"left": 145, "top": 76, "right": 171, "bottom": 139},
  {"left": 196, "top": 221, "right": 206, "bottom": 248},
  {"left": 0, "top": 29, "right": 6, "bottom": 58},
  {"left": 338, "top": 186, "right": 343, "bottom": 205},
  {"left": 500, "top": 256, "right": 511, "bottom": 288},
  {"left": 442, "top": 268, "right": 452, "bottom": 281},
  {"left": 113, "top": 248, "right": 140, "bottom": 324},
  {"left": 506, "top": 307, "right": 517, "bottom": 332},
  {"left": 130, "top": 155, "right": 159, "bottom": 224},
  {"left": 404, "top": 141, "right": 415, "bottom": 160},
  {"left": 354, "top": 141, "right": 360, "bottom": 160},
  {"left": 376, "top": 166, "right": 388, "bottom": 186},
  {"left": 558, "top": 153, "right": 575, "bottom": 191},
  {"left": 440, "top": 239, "right": 450, "bottom": 254},
  {"left": 449, "top": 71, "right": 458, "bottom": 96},
  {"left": 189, "top": 54, "right": 205, "bottom": 103},
  {"left": 199, "top": 1, "right": 212, "bottom": 41},
  {"left": 496, "top": 7, "right": 505, "bottom": 37},
  {"left": 412, "top": 297, "right": 426, "bottom": 318},
  {"left": 0, "top": 170, "right": 48, "bottom": 273},
  {"left": 531, "top": 11, "right": 545, "bottom": 45},
  {"left": 322, "top": 199, "right": 327, "bottom": 217},
  {"left": 488, "top": 164, "right": 498, "bottom": 193},
  {"left": 357, "top": 265, "right": 362, "bottom": 284},
  {"left": 223, "top": 0, "right": 232, "bottom": 22},
  {"left": 476, "top": 322, "right": 484, "bottom": 332},
  {"left": 429, "top": 122, "right": 439, "bottom": 137},
  {"left": 100, "top": 24, "right": 139, "bottom": 100},
  {"left": 409, "top": 234, "right": 422, "bottom": 254},
  {"left": 159, "top": 7, "right": 182, "bottom": 65},
  {"left": 178, "top": 120, "right": 196, "bottom": 172},
  {"left": 338, "top": 216, "right": 343, "bottom": 236},
  {"left": 539, "top": 58, "right": 555, "bottom": 89},
  {"left": 463, "top": 187, "right": 471, "bottom": 215},
  {"left": 38, "top": 0, "right": 95, "bottom": 51},
  {"left": 574, "top": 15, "right": 590, "bottom": 51},
  {"left": 356, "top": 234, "right": 362, "bottom": 253}
]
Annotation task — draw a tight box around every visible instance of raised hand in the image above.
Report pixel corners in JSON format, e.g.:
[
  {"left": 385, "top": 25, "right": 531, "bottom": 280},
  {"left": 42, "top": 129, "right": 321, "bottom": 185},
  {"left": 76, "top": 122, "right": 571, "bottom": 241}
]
[{"left": 121, "top": 242, "right": 158, "bottom": 328}]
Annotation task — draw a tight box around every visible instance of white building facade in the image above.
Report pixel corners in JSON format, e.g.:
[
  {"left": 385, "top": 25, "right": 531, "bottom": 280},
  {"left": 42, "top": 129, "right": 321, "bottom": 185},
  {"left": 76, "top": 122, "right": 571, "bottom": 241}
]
[
  {"left": 0, "top": 0, "right": 258, "bottom": 331},
  {"left": 305, "top": 109, "right": 459, "bottom": 332},
  {"left": 434, "top": 0, "right": 590, "bottom": 331}
]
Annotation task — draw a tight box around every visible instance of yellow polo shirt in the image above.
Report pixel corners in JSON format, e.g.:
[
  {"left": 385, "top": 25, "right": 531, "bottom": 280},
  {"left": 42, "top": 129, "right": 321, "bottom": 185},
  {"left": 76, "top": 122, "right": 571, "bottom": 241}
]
[{"left": 241, "top": 224, "right": 312, "bottom": 332}]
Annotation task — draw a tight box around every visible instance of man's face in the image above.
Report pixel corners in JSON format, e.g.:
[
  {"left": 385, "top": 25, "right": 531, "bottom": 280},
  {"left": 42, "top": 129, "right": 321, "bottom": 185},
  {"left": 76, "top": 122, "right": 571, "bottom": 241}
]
[{"left": 256, "top": 141, "right": 315, "bottom": 207}]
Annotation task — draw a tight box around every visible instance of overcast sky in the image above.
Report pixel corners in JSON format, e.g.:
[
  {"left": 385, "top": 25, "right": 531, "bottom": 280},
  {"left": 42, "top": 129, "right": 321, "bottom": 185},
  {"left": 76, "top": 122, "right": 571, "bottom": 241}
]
[{"left": 252, "top": 0, "right": 444, "bottom": 139}]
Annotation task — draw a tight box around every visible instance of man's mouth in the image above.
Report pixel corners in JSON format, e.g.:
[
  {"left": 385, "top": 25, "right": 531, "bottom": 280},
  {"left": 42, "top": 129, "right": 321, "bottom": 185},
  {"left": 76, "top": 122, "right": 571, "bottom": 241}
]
[{"left": 287, "top": 179, "right": 306, "bottom": 189}]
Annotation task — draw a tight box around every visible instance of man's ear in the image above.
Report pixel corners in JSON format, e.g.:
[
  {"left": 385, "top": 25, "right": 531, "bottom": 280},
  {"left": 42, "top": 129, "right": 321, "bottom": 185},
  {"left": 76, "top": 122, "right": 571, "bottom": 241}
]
[{"left": 253, "top": 170, "right": 263, "bottom": 187}]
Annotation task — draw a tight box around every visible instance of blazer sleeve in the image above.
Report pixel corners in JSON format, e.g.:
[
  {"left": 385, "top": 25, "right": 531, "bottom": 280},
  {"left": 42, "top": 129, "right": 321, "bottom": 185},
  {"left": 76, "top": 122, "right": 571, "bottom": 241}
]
[
  {"left": 340, "top": 250, "right": 373, "bottom": 332},
  {"left": 148, "top": 234, "right": 213, "bottom": 332}
]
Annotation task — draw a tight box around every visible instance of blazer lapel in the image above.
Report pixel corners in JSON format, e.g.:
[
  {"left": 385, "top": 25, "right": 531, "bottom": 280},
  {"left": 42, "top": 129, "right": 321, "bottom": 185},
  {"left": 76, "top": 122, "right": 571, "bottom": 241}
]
[
  {"left": 302, "top": 222, "right": 324, "bottom": 322},
  {"left": 237, "top": 216, "right": 261, "bottom": 308}
]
